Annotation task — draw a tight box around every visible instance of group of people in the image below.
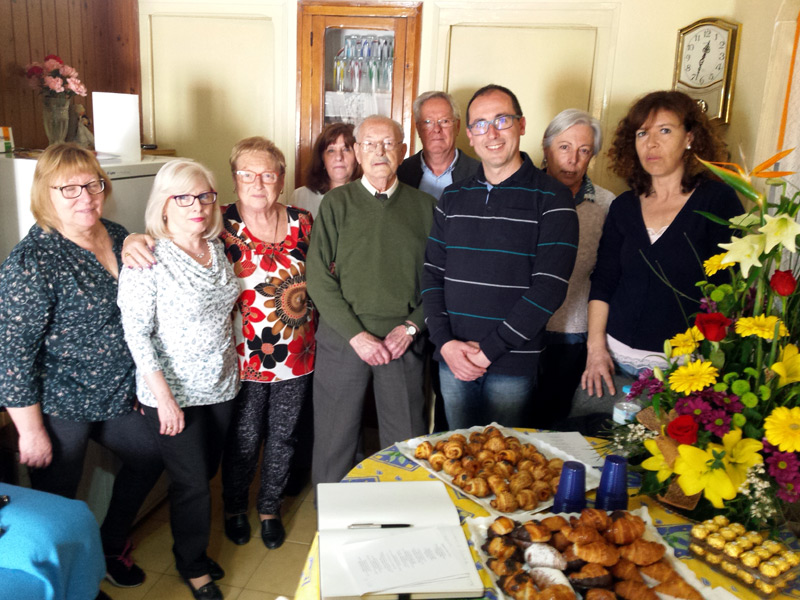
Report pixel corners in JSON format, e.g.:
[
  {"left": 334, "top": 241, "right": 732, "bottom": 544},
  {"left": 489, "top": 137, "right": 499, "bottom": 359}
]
[{"left": 0, "top": 83, "right": 741, "bottom": 600}]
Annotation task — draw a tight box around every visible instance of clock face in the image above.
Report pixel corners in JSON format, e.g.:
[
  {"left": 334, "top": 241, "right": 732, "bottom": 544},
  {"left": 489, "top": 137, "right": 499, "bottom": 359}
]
[{"left": 679, "top": 24, "right": 729, "bottom": 88}]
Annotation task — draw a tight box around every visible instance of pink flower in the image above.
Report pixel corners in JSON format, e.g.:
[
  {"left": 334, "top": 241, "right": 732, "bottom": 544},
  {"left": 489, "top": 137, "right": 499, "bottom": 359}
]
[
  {"left": 765, "top": 450, "right": 800, "bottom": 483},
  {"left": 43, "top": 76, "right": 64, "bottom": 93},
  {"left": 43, "top": 58, "right": 63, "bottom": 72},
  {"left": 59, "top": 64, "right": 77, "bottom": 78},
  {"left": 777, "top": 480, "right": 800, "bottom": 503},
  {"left": 675, "top": 397, "right": 712, "bottom": 420},
  {"left": 703, "top": 408, "right": 731, "bottom": 437},
  {"left": 66, "top": 77, "right": 87, "bottom": 96}
]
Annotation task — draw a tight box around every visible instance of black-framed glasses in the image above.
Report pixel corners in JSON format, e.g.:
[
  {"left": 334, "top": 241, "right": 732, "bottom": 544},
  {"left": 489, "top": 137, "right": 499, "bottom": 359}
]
[
  {"left": 359, "top": 140, "right": 400, "bottom": 153},
  {"left": 169, "top": 191, "right": 218, "bottom": 207},
  {"left": 235, "top": 170, "right": 280, "bottom": 184},
  {"left": 51, "top": 180, "right": 105, "bottom": 199},
  {"left": 418, "top": 118, "right": 455, "bottom": 130},
  {"left": 466, "top": 114, "right": 522, "bottom": 136}
]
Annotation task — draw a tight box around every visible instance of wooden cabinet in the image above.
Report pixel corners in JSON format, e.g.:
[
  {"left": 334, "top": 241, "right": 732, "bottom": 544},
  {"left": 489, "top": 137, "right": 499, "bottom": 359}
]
[{"left": 296, "top": 1, "right": 421, "bottom": 187}]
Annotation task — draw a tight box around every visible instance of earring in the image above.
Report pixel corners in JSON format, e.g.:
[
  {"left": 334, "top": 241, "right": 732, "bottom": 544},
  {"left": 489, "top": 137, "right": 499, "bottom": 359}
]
[
  {"left": 162, "top": 214, "right": 167, "bottom": 222},
  {"left": 686, "top": 144, "right": 692, "bottom": 150}
]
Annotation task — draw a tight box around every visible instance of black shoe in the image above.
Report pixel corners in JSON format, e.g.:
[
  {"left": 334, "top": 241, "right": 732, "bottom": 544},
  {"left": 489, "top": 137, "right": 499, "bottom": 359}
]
[
  {"left": 260, "top": 517, "right": 285, "bottom": 549},
  {"left": 105, "top": 541, "right": 145, "bottom": 587},
  {"left": 207, "top": 557, "right": 225, "bottom": 581},
  {"left": 183, "top": 578, "right": 223, "bottom": 600},
  {"left": 96, "top": 591, "right": 113, "bottom": 600},
  {"left": 224, "top": 513, "right": 251, "bottom": 545}
]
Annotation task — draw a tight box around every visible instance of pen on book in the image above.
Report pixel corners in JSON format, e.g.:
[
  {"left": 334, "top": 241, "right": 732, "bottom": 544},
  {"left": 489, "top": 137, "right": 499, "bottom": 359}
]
[{"left": 347, "top": 523, "right": 413, "bottom": 529}]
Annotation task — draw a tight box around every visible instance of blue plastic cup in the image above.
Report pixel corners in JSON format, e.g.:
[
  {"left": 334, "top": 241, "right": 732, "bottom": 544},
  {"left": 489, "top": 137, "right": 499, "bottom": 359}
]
[
  {"left": 553, "top": 461, "right": 586, "bottom": 513},
  {"left": 595, "top": 454, "right": 629, "bottom": 511}
]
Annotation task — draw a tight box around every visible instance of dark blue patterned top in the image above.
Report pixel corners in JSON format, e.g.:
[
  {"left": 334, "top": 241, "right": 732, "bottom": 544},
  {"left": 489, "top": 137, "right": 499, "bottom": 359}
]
[{"left": 0, "top": 220, "right": 136, "bottom": 422}]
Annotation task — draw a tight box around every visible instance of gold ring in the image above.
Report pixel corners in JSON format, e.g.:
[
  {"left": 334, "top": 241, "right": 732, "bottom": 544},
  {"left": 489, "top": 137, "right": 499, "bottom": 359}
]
[{"left": 124, "top": 252, "right": 131, "bottom": 257}]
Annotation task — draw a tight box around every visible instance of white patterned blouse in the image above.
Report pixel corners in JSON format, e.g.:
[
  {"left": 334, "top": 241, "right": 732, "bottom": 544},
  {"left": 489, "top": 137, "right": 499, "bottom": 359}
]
[{"left": 117, "top": 238, "right": 240, "bottom": 408}]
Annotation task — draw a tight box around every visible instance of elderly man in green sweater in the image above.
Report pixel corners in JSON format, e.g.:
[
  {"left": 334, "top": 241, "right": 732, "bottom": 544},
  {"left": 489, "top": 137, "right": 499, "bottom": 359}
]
[{"left": 307, "top": 115, "right": 436, "bottom": 485}]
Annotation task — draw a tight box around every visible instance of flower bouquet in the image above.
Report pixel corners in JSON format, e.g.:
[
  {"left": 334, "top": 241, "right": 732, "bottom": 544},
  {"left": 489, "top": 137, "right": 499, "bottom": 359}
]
[
  {"left": 605, "top": 149, "right": 800, "bottom": 530},
  {"left": 24, "top": 54, "right": 87, "bottom": 98}
]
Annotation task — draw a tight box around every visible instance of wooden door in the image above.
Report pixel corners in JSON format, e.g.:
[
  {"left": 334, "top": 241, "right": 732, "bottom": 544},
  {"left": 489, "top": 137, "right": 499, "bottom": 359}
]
[{"left": 296, "top": 1, "right": 421, "bottom": 188}]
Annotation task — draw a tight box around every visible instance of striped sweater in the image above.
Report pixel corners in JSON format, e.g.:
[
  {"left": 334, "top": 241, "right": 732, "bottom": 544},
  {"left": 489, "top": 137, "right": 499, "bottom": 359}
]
[{"left": 422, "top": 155, "right": 579, "bottom": 376}]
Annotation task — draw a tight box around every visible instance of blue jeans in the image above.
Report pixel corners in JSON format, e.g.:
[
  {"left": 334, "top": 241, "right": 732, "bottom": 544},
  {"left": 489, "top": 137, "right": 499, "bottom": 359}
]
[{"left": 438, "top": 362, "right": 535, "bottom": 430}]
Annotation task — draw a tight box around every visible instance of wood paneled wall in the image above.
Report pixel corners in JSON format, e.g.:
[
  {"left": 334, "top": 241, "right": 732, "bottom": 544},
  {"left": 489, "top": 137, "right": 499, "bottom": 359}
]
[{"left": 0, "top": 0, "right": 140, "bottom": 149}]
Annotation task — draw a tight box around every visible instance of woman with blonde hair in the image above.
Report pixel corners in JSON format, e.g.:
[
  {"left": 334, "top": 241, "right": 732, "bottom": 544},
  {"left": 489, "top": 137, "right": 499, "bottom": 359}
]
[{"left": 118, "top": 159, "right": 239, "bottom": 600}]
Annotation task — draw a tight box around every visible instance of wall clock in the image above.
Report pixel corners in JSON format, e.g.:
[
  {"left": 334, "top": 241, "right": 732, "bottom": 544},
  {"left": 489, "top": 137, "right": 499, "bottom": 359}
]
[{"left": 673, "top": 18, "right": 740, "bottom": 124}]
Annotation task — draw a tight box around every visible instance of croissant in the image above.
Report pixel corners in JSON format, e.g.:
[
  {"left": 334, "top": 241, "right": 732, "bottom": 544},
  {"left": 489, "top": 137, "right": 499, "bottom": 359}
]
[
  {"left": 611, "top": 557, "right": 644, "bottom": 582},
  {"left": 428, "top": 451, "right": 446, "bottom": 471},
  {"left": 487, "top": 557, "right": 523, "bottom": 576},
  {"left": 434, "top": 440, "right": 447, "bottom": 452},
  {"left": 517, "top": 459, "right": 536, "bottom": 473},
  {"left": 579, "top": 508, "right": 612, "bottom": 531},
  {"left": 442, "top": 458, "right": 464, "bottom": 477},
  {"left": 550, "top": 530, "right": 571, "bottom": 553},
  {"left": 541, "top": 515, "right": 569, "bottom": 532},
  {"left": 484, "top": 435, "right": 507, "bottom": 453},
  {"left": 573, "top": 541, "right": 620, "bottom": 567},
  {"left": 530, "top": 452, "right": 549, "bottom": 467},
  {"left": 461, "top": 455, "right": 479, "bottom": 474},
  {"left": 561, "top": 542, "right": 586, "bottom": 570},
  {"left": 466, "top": 441, "right": 483, "bottom": 456},
  {"left": 476, "top": 449, "right": 496, "bottom": 464},
  {"left": 492, "top": 490, "right": 520, "bottom": 512},
  {"left": 498, "top": 448, "right": 520, "bottom": 465},
  {"left": 537, "top": 583, "right": 576, "bottom": 600},
  {"left": 639, "top": 559, "right": 679, "bottom": 583},
  {"left": 489, "top": 515, "right": 518, "bottom": 536},
  {"left": 469, "top": 432, "right": 487, "bottom": 445},
  {"left": 515, "top": 488, "right": 539, "bottom": 511},
  {"left": 505, "top": 435, "right": 523, "bottom": 449},
  {"left": 520, "top": 443, "right": 540, "bottom": 460},
  {"left": 512, "top": 521, "right": 552, "bottom": 543},
  {"left": 510, "top": 579, "right": 538, "bottom": 600},
  {"left": 549, "top": 475, "right": 560, "bottom": 494},
  {"left": 653, "top": 578, "right": 703, "bottom": 600},
  {"left": 486, "top": 535, "right": 519, "bottom": 560},
  {"left": 604, "top": 512, "right": 646, "bottom": 545},
  {"left": 447, "top": 432, "right": 467, "bottom": 445},
  {"left": 568, "top": 563, "right": 613, "bottom": 589},
  {"left": 547, "top": 457, "right": 565, "bottom": 475},
  {"left": 560, "top": 524, "right": 603, "bottom": 545},
  {"left": 487, "top": 474, "right": 510, "bottom": 495},
  {"left": 494, "top": 459, "right": 516, "bottom": 479},
  {"left": 499, "top": 571, "right": 535, "bottom": 600},
  {"left": 452, "top": 472, "right": 470, "bottom": 489},
  {"left": 585, "top": 589, "right": 617, "bottom": 600},
  {"left": 483, "top": 425, "right": 503, "bottom": 438},
  {"left": 509, "top": 470, "right": 534, "bottom": 494},
  {"left": 619, "top": 538, "right": 666, "bottom": 566},
  {"left": 443, "top": 440, "right": 464, "bottom": 459},
  {"left": 532, "top": 465, "right": 554, "bottom": 481},
  {"left": 414, "top": 440, "right": 433, "bottom": 459},
  {"left": 614, "top": 580, "right": 658, "bottom": 600},
  {"left": 531, "top": 480, "right": 553, "bottom": 501}
]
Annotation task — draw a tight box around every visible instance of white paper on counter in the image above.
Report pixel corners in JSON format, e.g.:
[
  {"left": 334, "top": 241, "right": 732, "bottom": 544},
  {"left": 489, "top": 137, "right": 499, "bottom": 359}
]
[
  {"left": 525, "top": 431, "right": 604, "bottom": 467},
  {"left": 93, "top": 92, "right": 140, "bottom": 162}
]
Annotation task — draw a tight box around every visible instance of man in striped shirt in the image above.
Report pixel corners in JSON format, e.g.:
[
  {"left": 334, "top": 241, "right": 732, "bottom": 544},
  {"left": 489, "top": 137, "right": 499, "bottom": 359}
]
[{"left": 422, "top": 84, "right": 579, "bottom": 429}]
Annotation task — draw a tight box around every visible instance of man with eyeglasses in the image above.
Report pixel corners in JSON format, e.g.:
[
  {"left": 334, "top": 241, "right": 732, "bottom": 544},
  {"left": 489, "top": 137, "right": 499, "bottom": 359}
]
[
  {"left": 422, "top": 84, "right": 579, "bottom": 429},
  {"left": 306, "top": 115, "right": 437, "bottom": 485},
  {"left": 397, "top": 91, "right": 480, "bottom": 200}
]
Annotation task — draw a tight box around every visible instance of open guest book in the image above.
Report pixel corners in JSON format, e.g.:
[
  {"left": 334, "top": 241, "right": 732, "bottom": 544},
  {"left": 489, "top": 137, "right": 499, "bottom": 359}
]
[{"left": 317, "top": 480, "right": 484, "bottom": 599}]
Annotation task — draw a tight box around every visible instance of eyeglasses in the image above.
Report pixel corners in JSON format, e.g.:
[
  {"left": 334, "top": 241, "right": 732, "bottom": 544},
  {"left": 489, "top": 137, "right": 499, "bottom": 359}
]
[
  {"left": 169, "top": 191, "right": 218, "bottom": 207},
  {"left": 235, "top": 170, "right": 280, "bottom": 184},
  {"left": 418, "top": 118, "right": 455, "bottom": 130},
  {"left": 51, "top": 180, "right": 105, "bottom": 199},
  {"left": 466, "top": 114, "right": 522, "bottom": 136},
  {"left": 358, "top": 140, "right": 400, "bottom": 153}
]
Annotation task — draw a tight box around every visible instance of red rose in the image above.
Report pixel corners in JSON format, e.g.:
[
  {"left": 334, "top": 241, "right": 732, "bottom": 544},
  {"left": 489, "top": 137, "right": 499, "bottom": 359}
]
[
  {"left": 666, "top": 415, "right": 699, "bottom": 445},
  {"left": 695, "top": 312, "right": 732, "bottom": 342},
  {"left": 770, "top": 270, "right": 797, "bottom": 296},
  {"left": 26, "top": 65, "right": 43, "bottom": 78},
  {"left": 44, "top": 54, "right": 63, "bottom": 64}
]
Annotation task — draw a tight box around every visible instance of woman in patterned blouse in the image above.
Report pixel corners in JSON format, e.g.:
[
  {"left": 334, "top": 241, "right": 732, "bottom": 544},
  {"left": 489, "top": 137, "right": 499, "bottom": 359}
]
[
  {"left": 122, "top": 138, "right": 315, "bottom": 552},
  {"left": 0, "top": 143, "right": 163, "bottom": 591},
  {"left": 117, "top": 159, "right": 240, "bottom": 600}
]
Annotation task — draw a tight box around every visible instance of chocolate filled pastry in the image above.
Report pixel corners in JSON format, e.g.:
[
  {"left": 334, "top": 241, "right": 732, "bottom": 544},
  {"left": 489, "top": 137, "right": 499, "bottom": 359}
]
[
  {"left": 414, "top": 440, "right": 433, "bottom": 459},
  {"left": 531, "top": 480, "right": 553, "bottom": 501},
  {"left": 520, "top": 443, "right": 540, "bottom": 460},
  {"left": 494, "top": 459, "right": 516, "bottom": 479},
  {"left": 515, "top": 488, "right": 539, "bottom": 511},
  {"left": 604, "top": 511, "right": 646, "bottom": 545},
  {"left": 469, "top": 431, "right": 486, "bottom": 444},
  {"left": 447, "top": 432, "right": 467, "bottom": 444},
  {"left": 614, "top": 579, "right": 658, "bottom": 600},
  {"left": 483, "top": 425, "right": 503, "bottom": 437},
  {"left": 476, "top": 449, "right": 496, "bottom": 464},
  {"left": 561, "top": 524, "right": 603, "bottom": 544},
  {"left": 549, "top": 475, "right": 560, "bottom": 494},
  {"left": 491, "top": 490, "right": 520, "bottom": 513},
  {"left": 530, "top": 452, "right": 549, "bottom": 467},
  {"left": 619, "top": 538, "right": 666, "bottom": 566},
  {"left": 579, "top": 508, "right": 612, "bottom": 531},
  {"left": 509, "top": 470, "right": 534, "bottom": 494},
  {"left": 524, "top": 542, "right": 568, "bottom": 569},
  {"left": 452, "top": 472, "right": 470, "bottom": 489},
  {"left": 443, "top": 440, "right": 464, "bottom": 459},
  {"left": 442, "top": 457, "right": 464, "bottom": 477},
  {"left": 484, "top": 435, "right": 508, "bottom": 453},
  {"left": 461, "top": 455, "right": 479, "bottom": 472},
  {"left": 568, "top": 563, "right": 613, "bottom": 589},
  {"left": 653, "top": 578, "right": 703, "bottom": 600},
  {"left": 548, "top": 457, "right": 565, "bottom": 474},
  {"left": 488, "top": 516, "right": 517, "bottom": 536},
  {"left": 466, "top": 441, "right": 483, "bottom": 456},
  {"left": 487, "top": 474, "right": 510, "bottom": 495},
  {"left": 434, "top": 439, "right": 447, "bottom": 452},
  {"left": 505, "top": 435, "right": 522, "bottom": 447},
  {"left": 486, "top": 556, "right": 523, "bottom": 576},
  {"left": 585, "top": 589, "right": 617, "bottom": 600},
  {"left": 639, "top": 558, "right": 678, "bottom": 583},
  {"left": 537, "top": 583, "right": 576, "bottom": 600},
  {"left": 611, "top": 557, "right": 643, "bottom": 582},
  {"left": 511, "top": 521, "right": 552, "bottom": 543},
  {"left": 561, "top": 543, "right": 586, "bottom": 571},
  {"left": 485, "top": 535, "right": 519, "bottom": 560},
  {"left": 532, "top": 464, "right": 554, "bottom": 481},
  {"left": 573, "top": 541, "right": 620, "bottom": 567},
  {"left": 550, "top": 531, "right": 572, "bottom": 553},
  {"left": 499, "top": 571, "right": 535, "bottom": 600},
  {"left": 464, "top": 476, "right": 490, "bottom": 497},
  {"left": 517, "top": 459, "right": 536, "bottom": 473},
  {"left": 497, "top": 448, "right": 520, "bottom": 465},
  {"left": 541, "top": 515, "right": 569, "bottom": 532},
  {"left": 428, "top": 451, "right": 446, "bottom": 471}
]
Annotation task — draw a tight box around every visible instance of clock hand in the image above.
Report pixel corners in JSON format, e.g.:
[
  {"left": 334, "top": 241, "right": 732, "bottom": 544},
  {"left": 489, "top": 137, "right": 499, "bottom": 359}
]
[{"left": 695, "top": 41, "right": 711, "bottom": 78}]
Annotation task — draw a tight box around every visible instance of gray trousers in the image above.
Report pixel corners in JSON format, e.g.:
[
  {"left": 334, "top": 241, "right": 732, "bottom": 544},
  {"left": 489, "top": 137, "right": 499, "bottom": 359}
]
[{"left": 311, "top": 319, "right": 426, "bottom": 485}]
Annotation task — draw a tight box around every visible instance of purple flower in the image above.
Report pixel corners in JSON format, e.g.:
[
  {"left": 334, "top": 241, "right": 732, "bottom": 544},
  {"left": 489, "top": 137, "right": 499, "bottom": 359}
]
[
  {"left": 699, "top": 298, "right": 718, "bottom": 313},
  {"left": 766, "top": 450, "right": 800, "bottom": 484},
  {"left": 627, "top": 369, "right": 664, "bottom": 400},
  {"left": 675, "top": 397, "right": 713, "bottom": 421},
  {"left": 778, "top": 480, "right": 800, "bottom": 503},
  {"left": 704, "top": 408, "right": 732, "bottom": 437}
]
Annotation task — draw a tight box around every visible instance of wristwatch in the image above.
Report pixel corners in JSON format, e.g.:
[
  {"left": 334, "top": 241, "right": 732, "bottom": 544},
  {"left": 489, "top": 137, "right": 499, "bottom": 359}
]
[{"left": 404, "top": 322, "right": 418, "bottom": 337}]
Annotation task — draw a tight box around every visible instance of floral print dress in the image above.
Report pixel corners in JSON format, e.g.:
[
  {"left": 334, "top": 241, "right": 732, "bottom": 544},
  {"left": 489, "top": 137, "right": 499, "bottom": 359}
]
[{"left": 220, "top": 203, "right": 315, "bottom": 382}]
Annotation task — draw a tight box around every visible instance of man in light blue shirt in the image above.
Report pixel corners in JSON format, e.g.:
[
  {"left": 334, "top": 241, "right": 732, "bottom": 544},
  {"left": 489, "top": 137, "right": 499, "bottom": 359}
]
[{"left": 397, "top": 91, "right": 479, "bottom": 199}]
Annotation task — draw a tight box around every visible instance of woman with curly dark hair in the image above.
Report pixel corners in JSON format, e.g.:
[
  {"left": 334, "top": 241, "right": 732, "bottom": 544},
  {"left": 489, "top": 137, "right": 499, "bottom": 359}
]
[{"left": 581, "top": 91, "right": 743, "bottom": 396}]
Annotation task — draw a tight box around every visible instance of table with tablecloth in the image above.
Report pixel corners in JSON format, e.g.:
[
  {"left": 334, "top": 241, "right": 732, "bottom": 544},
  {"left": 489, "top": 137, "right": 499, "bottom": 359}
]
[{"left": 294, "top": 435, "right": 800, "bottom": 600}]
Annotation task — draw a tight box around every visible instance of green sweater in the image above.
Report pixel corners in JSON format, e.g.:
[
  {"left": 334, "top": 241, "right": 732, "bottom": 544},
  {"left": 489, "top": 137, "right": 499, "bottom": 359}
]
[{"left": 306, "top": 180, "right": 436, "bottom": 340}]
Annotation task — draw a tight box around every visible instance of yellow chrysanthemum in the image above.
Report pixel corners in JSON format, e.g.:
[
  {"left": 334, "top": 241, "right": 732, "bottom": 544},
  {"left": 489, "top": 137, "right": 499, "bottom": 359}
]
[
  {"left": 673, "top": 444, "right": 737, "bottom": 508},
  {"left": 735, "top": 315, "right": 789, "bottom": 341},
  {"left": 703, "top": 253, "right": 735, "bottom": 277},
  {"left": 719, "top": 428, "right": 763, "bottom": 490},
  {"left": 669, "top": 359, "right": 718, "bottom": 395},
  {"left": 772, "top": 344, "right": 800, "bottom": 388},
  {"left": 642, "top": 439, "right": 674, "bottom": 482},
  {"left": 764, "top": 406, "right": 800, "bottom": 452},
  {"left": 670, "top": 327, "right": 705, "bottom": 356}
]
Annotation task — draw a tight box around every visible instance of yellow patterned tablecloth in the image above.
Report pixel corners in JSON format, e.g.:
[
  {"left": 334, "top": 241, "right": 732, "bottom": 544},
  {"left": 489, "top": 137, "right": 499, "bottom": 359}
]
[{"left": 294, "top": 436, "right": 800, "bottom": 600}]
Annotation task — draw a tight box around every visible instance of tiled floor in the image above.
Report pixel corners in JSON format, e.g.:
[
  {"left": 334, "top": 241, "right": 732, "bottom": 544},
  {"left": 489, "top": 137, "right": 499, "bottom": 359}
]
[{"left": 100, "top": 475, "right": 316, "bottom": 600}]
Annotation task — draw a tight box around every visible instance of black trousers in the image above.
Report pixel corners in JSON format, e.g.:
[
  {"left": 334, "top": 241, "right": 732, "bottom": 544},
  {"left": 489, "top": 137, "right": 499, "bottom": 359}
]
[
  {"left": 30, "top": 410, "right": 164, "bottom": 553},
  {"left": 142, "top": 401, "right": 234, "bottom": 579},
  {"left": 533, "top": 341, "right": 587, "bottom": 429}
]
